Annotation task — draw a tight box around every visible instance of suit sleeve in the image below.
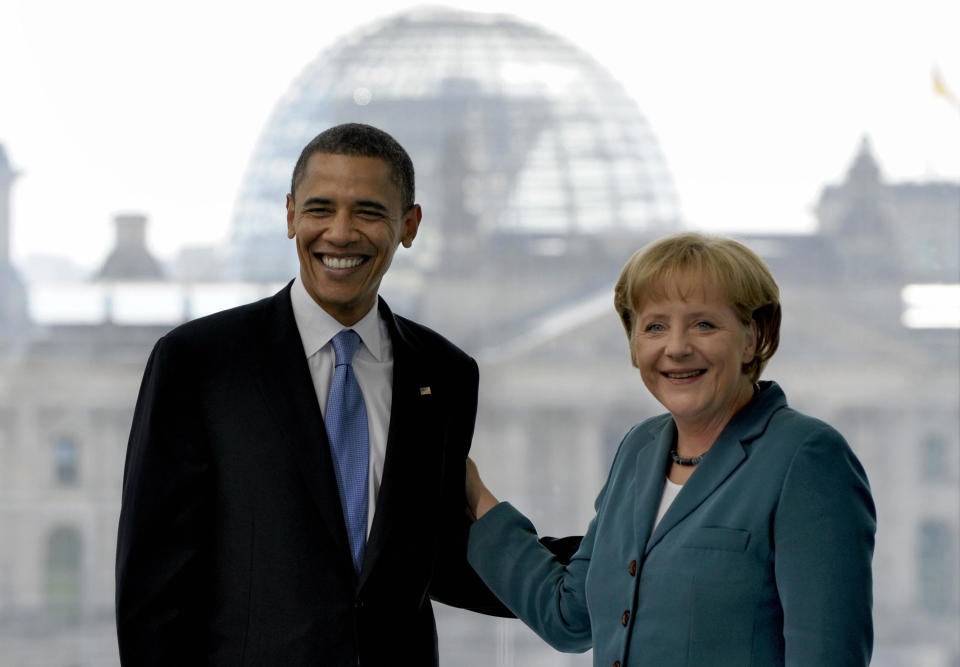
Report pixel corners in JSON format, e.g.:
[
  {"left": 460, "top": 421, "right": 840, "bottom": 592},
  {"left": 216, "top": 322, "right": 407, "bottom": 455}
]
[
  {"left": 427, "top": 356, "right": 512, "bottom": 615},
  {"left": 774, "top": 424, "right": 876, "bottom": 666},
  {"left": 115, "top": 336, "right": 213, "bottom": 666}
]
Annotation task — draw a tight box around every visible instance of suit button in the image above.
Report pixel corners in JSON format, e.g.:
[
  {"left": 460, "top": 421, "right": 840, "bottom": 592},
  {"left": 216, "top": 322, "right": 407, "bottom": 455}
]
[
  {"left": 621, "top": 610, "right": 630, "bottom": 626},
  {"left": 355, "top": 599, "right": 364, "bottom": 609},
  {"left": 613, "top": 661, "right": 621, "bottom": 667},
  {"left": 628, "top": 559, "right": 637, "bottom": 576}
]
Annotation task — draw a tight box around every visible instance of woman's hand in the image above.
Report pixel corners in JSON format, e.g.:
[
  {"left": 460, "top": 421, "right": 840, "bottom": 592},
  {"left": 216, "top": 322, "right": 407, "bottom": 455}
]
[{"left": 466, "top": 457, "right": 500, "bottom": 521}]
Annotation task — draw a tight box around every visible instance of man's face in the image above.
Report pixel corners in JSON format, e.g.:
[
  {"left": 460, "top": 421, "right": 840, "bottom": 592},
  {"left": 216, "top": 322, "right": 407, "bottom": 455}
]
[{"left": 286, "top": 152, "right": 420, "bottom": 325}]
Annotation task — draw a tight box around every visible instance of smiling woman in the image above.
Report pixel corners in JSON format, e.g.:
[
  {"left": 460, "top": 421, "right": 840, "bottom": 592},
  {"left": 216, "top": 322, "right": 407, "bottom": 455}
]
[
  {"left": 616, "top": 234, "right": 779, "bottom": 474},
  {"left": 465, "top": 232, "right": 876, "bottom": 666},
  {"left": 631, "top": 280, "right": 758, "bottom": 471}
]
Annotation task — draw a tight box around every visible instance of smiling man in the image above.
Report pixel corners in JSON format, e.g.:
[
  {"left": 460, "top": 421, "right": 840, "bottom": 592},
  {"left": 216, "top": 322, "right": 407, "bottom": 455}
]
[
  {"left": 286, "top": 138, "right": 421, "bottom": 326},
  {"left": 115, "top": 124, "right": 517, "bottom": 665}
]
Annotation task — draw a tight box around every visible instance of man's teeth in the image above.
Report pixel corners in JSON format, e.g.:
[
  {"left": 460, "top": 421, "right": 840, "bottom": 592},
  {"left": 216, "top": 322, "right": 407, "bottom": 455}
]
[
  {"left": 666, "top": 370, "right": 703, "bottom": 379},
  {"left": 321, "top": 256, "right": 364, "bottom": 269}
]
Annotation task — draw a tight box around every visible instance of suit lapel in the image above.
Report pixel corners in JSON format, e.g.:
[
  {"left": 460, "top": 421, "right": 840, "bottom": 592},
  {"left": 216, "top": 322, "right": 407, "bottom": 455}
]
[
  {"left": 359, "top": 299, "right": 443, "bottom": 587},
  {"left": 643, "top": 382, "right": 786, "bottom": 554},
  {"left": 252, "top": 283, "right": 353, "bottom": 569},
  {"left": 633, "top": 422, "right": 673, "bottom": 552},
  {"left": 645, "top": 431, "right": 746, "bottom": 553}
]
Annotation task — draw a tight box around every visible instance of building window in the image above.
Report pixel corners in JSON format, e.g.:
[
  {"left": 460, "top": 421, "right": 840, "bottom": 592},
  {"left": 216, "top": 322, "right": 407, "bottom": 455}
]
[
  {"left": 54, "top": 437, "right": 79, "bottom": 486},
  {"left": 45, "top": 526, "right": 82, "bottom": 618},
  {"left": 917, "top": 520, "right": 957, "bottom": 614},
  {"left": 920, "top": 434, "right": 950, "bottom": 482}
]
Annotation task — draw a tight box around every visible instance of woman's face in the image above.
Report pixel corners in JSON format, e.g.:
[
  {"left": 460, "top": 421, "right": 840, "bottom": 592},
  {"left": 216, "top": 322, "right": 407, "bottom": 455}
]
[{"left": 633, "top": 276, "right": 758, "bottom": 434}]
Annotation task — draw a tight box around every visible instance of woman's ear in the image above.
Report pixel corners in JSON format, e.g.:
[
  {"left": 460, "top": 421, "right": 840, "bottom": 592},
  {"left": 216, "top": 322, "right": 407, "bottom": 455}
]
[{"left": 744, "top": 319, "right": 758, "bottom": 363}]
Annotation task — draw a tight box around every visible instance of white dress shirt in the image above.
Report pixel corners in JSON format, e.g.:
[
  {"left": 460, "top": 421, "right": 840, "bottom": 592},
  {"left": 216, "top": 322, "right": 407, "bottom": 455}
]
[{"left": 289, "top": 274, "right": 393, "bottom": 537}]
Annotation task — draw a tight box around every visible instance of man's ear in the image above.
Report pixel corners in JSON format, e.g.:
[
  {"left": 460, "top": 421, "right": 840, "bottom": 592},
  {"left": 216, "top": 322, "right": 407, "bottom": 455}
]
[
  {"left": 400, "top": 204, "right": 422, "bottom": 248},
  {"left": 286, "top": 194, "right": 296, "bottom": 239}
]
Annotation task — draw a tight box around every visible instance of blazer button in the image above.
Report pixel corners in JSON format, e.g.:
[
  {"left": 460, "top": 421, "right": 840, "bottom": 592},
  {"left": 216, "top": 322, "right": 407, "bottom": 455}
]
[
  {"left": 628, "top": 559, "right": 637, "bottom": 576},
  {"left": 613, "top": 661, "right": 621, "bottom": 667},
  {"left": 621, "top": 610, "right": 630, "bottom": 626}
]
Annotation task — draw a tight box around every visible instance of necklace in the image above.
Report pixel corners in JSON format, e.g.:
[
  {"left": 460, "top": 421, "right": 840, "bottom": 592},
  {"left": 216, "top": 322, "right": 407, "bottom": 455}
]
[
  {"left": 670, "top": 445, "right": 704, "bottom": 466},
  {"left": 669, "top": 385, "right": 759, "bottom": 467}
]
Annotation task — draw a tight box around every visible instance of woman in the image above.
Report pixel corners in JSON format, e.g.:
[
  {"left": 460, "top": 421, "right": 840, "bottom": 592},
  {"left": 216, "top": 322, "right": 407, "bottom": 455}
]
[{"left": 466, "top": 232, "right": 876, "bottom": 666}]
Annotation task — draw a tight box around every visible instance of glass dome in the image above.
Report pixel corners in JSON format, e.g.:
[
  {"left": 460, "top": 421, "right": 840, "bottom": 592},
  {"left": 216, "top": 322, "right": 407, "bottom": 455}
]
[{"left": 229, "top": 7, "right": 681, "bottom": 281}]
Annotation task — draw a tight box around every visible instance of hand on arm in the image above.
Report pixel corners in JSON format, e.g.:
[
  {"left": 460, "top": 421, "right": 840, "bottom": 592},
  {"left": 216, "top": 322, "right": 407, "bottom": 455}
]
[{"left": 465, "top": 456, "right": 500, "bottom": 521}]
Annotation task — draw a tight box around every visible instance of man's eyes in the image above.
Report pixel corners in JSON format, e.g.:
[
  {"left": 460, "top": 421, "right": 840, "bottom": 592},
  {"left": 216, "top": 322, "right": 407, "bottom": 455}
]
[{"left": 303, "top": 208, "right": 384, "bottom": 219}]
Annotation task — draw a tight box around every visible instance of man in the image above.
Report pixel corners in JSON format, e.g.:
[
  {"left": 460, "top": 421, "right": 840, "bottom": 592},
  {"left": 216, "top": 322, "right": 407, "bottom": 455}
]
[{"left": 116, "top": 124, "right": 517, "bottom": 665}]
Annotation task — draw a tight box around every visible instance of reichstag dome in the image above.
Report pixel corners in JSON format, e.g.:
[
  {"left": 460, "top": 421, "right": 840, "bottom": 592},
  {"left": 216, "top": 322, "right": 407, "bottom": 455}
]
[{"left": 229, "top": 6, "right": 682, "bottom": 294}]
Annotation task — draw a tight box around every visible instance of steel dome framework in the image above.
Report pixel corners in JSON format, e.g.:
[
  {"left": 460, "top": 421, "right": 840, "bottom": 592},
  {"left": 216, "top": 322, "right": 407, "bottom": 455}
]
[{"left": 229, "top": 7, "right": 681, "bottom": 281}]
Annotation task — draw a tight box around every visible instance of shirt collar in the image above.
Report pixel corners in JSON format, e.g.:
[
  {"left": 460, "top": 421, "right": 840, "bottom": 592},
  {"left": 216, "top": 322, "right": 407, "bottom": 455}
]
[{"left": 290, "top": 274, "right": 385, "bottom": 361}]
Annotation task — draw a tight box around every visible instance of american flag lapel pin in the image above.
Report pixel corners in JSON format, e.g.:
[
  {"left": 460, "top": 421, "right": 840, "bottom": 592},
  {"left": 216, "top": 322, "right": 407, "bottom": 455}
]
[{"left": 419, "top": 386, "right": 432, "bottom": 396}]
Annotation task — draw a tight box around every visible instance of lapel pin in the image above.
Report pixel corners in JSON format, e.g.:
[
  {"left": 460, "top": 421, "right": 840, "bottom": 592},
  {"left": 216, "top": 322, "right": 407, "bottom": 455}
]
[{"left": 419, "top": 386, "right": 432, "bottom": 396}]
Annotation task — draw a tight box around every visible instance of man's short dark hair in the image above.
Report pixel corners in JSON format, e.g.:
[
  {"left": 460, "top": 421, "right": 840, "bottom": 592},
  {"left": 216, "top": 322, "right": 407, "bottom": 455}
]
[{"left": 290, "top": 123, "right": 415, "bottom": 211}]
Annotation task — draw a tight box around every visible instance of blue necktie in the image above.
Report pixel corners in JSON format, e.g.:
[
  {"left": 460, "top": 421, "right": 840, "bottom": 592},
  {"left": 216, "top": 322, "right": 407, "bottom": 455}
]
[{"left": 326, "top": 330, "right": 369, "bottom": 573}]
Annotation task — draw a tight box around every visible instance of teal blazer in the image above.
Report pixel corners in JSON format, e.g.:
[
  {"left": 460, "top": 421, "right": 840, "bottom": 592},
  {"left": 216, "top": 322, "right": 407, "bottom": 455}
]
[{"left": 469, "top": 382, "right": 875, "bottom": 666}]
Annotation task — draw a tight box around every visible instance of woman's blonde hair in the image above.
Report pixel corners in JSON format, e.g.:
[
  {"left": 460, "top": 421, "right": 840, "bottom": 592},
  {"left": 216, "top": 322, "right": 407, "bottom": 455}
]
[{"left": 614, "top": 232, "right": 781, "bottom": 382}]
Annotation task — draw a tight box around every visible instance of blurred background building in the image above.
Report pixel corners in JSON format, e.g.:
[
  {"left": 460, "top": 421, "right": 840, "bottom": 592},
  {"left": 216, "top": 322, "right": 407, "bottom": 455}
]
[{"left": 0, "top": 7, "right": 958, "bottom": 666}]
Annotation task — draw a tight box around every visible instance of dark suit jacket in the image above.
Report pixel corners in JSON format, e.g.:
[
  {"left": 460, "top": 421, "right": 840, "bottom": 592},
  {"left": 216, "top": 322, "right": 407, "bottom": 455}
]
[
  {"left": 116, "top": 284, "right": 507, "bottom": 665},
  {"left": 469, "top": 381, "right": 876, "bottom": 666}
]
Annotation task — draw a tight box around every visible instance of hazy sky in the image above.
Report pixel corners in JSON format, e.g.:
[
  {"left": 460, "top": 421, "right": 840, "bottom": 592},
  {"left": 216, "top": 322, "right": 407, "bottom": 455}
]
[{"left": 1, "top": 0, "right": 957, "bottom": 272}]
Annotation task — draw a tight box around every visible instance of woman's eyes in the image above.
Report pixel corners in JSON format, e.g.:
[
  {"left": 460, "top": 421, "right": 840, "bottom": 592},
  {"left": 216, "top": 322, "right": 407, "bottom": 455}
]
[{"left": 642, "top": 321, "right": 715, "bottom": 333}]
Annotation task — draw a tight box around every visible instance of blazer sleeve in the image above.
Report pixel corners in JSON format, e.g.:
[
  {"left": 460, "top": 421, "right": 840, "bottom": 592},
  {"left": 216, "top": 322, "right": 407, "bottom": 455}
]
[
  {"left": 773, "top": 423, "right": 876, "bottom": 666},
  {"left": 467, "top": 501, "right": 595, "bottom": 653},
  {"left": 464, "top": 423, "right": 639, "bottom": 651},
  {"left": 426, "top": 357, "right": 583, "bottom": 616},
  {"left": 115, "top": 336, "right": 213, "bottom": 666}
]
